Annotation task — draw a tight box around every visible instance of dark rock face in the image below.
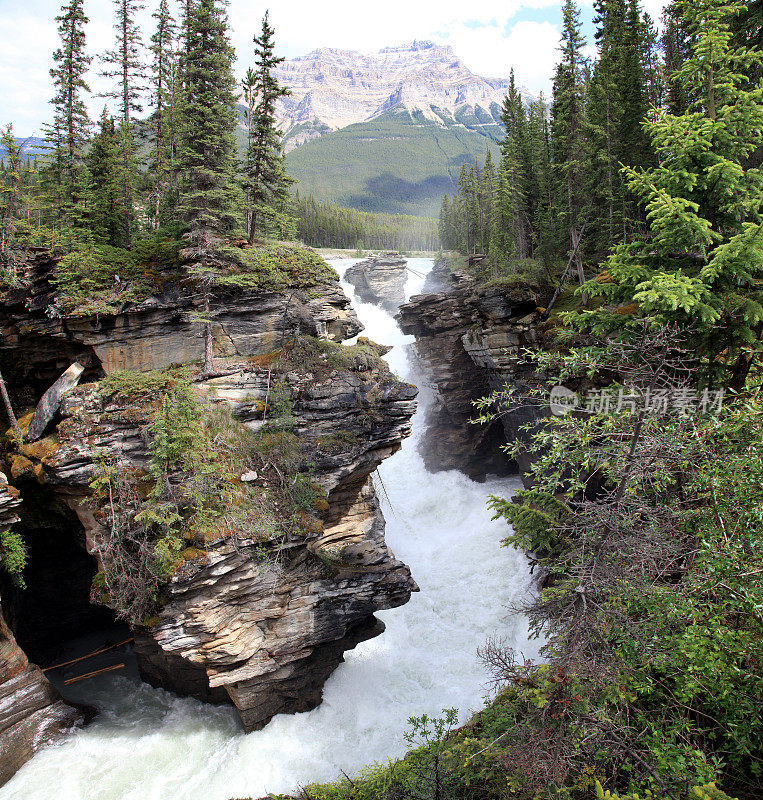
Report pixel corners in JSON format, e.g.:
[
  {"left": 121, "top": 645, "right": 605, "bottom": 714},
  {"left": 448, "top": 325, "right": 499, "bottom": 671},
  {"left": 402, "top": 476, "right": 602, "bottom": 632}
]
[
  {"left": 0, "top": 473, "right": 83, "bottom": 788},
  {"left": 345, "top": 253, "right": 408, "bottom": 313},
  {"left": 397, "top": 260, "right": 554, "bottom": 482},
  {"left": 0, "top": 250, "right": 419, "bottom": 767}
]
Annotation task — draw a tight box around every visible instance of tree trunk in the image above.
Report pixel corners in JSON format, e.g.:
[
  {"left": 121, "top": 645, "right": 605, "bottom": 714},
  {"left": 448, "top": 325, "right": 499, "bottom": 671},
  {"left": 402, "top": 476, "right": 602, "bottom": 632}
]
[
  {"left": 0, "top": 368, "right": 21, "bottom": 440},
  {"left": 571, "top": 224, "right": 587, "bottom": 303}
]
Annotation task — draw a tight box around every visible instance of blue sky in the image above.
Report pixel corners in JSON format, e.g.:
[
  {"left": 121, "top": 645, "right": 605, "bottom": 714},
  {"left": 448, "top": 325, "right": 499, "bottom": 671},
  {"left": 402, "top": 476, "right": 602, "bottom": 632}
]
[{"left": 0, "top": 0, "right": 669, "bottom": 135}]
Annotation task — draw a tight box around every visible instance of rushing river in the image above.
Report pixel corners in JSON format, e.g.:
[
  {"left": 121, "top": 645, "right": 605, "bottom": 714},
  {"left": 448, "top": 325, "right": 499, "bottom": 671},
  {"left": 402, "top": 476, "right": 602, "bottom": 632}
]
[{"left": 2, "top": 258, "right": 537, "bottom": 800}]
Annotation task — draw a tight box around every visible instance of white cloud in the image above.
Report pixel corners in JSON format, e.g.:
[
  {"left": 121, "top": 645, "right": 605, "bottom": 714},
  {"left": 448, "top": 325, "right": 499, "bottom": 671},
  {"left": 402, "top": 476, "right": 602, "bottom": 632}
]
[{"left": 0, "top": 0, "right": 670, "bottom": 133}]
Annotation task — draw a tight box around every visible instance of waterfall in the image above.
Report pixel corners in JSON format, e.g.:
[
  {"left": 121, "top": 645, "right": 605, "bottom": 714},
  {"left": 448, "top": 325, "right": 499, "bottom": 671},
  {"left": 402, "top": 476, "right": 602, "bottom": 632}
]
[{"left": 1, "top": 258, "right": 538, "bottom": 800}]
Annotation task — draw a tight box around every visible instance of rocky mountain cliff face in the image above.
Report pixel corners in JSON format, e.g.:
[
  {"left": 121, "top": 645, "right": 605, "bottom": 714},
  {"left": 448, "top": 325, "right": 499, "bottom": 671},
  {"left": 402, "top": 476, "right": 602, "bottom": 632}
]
[
  {"left": 0, "top": 249, "right": 418, "bottom": 783},
  {"left": 273, "top": 41, "right": 514, "bottom": 151},
  {"left": 397, "top": 260, "right": 554, "bottom": 481}
]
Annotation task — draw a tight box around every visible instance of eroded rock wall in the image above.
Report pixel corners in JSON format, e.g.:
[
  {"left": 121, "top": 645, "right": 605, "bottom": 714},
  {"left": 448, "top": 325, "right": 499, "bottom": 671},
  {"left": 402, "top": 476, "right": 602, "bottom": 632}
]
[
  {"left": 397, "top": 260, "right": 554, "bottom": 481},
  {"left": 0, "top": 473, "right": 83, "bottom": 787},
  {"left": 345, "top": 253, "right": 408, "bottom": 313},
  {"left": 0, "top": 251, "right": 418, "bottom": 758}
]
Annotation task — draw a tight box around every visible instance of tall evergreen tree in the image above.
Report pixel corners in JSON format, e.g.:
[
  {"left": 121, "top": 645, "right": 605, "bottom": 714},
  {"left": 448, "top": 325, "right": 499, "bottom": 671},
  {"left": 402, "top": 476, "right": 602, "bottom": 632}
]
[
  {"left": 578, "top": 0, "right": 763, "bottom": 389},
  {"left": 47, "top": 0, "right": 91, "bottom": 228},
  {"left": 101, "top": 0, "right": 146, "bottom": 247},
  {"left": 497, "top": 69, "right": 532, "bottom": 260},
  {"left": 551, "top": 0, "right": 588, "bottom": 289},
  {"left": 243, "top": 11, "right": 293, "bottom": 243},
  {"left": 149, "top": 0, "right": 180, "bottom": 227},
  {"left": 87, "top": 107, "right": 126, "bottom": 245},
  {"left": 178, "top": 0, "right": 240, "bottom": 374}
]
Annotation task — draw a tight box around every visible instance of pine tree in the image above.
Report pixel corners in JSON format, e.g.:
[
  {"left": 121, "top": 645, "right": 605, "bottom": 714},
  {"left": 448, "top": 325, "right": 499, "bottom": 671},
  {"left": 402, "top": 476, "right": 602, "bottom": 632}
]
[
  {"left": 149, "top": 0, "right": 180, "bottom": 227},
  {"left": 243, "top": 11, "right": 293, "bottom": 243},
  {"left": 177, "top": 0, "right": 240, "bottom": 374},
  {"left": 87, "top": 107, "right": 125, "bottom": 245},
  {"left": 527, "top": 95, "right": 554, "bottom": 264},
  {"left": 0, "top": 126, "right": 24, "bottom": 259},
  {"left": 496, "top": 69, "right": 531, "bottom": 261},
  {"left": 480, "top": 149, "right": 497, "bottom": 256},
  {"left": 577, "top": 0, "right": 763, "bottom": 389},
  {"left": 47, "top": 0, "right": 91, "bottom": 233},
  {"left": 551, "top": 0, "right": 588, "bottom": 290},
  {"left": 101, "top": 0, "right": 146, "bottom": 248}
]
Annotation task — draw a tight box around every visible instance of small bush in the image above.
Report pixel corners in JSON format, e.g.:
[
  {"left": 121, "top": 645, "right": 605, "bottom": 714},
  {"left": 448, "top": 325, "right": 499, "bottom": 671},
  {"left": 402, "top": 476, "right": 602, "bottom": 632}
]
[
  {"left": 99, "top": 366, "right": 191, "bottom": 400},
  {"left": 0, "top": 528, "right": 27, "bottom": 588},
  {"left": 52, "top": 244, "right": 155, "bottom": 315}
]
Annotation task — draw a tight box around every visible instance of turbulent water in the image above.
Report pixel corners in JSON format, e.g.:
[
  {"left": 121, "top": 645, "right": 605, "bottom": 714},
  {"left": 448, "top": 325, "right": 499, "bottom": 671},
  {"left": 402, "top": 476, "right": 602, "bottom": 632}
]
[{"left": 2, "top": 258, "right": 538, "bottom": 800}]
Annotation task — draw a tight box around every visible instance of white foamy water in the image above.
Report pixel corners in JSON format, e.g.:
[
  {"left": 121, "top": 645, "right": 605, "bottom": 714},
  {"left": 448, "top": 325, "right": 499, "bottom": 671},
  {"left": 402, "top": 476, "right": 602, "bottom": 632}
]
[{"left": 2, "top": 258, "right": 537, "bottom": 800}]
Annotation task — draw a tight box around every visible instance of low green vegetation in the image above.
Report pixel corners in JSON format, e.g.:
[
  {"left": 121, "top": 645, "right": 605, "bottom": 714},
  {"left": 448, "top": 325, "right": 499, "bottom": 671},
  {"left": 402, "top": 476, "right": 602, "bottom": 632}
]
[
  {"left": 99, "top": 366, "right": 191, "bottom": 399},
  {"left": 0, "top": 527, "right": 27, "bottom": 588},
  {"left": 215, "top": 241, "right": 337, "bottom": 291},
  {"left": 90, "top": 369, "right": 326, "bottom": 623},
  {"left": 276, "top": 336, "right": 390, "bottom": 375}
]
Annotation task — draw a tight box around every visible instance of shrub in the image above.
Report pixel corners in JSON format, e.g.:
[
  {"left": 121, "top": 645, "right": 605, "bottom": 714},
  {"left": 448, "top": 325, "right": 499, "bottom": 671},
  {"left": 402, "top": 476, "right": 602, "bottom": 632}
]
[
  {"left": 0, "top": 528, "right": 26, "bottom": 588},
  {"left": 52, "top": 244, "right": 154, "bottom": 315}
]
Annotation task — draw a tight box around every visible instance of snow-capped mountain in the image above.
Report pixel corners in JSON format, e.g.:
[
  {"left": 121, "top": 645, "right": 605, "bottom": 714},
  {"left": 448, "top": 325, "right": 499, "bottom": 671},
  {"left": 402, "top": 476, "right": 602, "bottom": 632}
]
[{"left": 272, "top": 41, "right": 518, "bottom": 151}]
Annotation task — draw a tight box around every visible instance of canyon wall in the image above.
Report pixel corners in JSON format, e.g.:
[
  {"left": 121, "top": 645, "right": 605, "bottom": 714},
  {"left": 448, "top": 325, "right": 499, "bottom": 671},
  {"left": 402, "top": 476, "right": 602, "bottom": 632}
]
[
  {"left": 397, "top": 259, "right": 555, "bottom": 481},
  {"left": 0, "top": 249, "right": 418, "bottom": 782}
]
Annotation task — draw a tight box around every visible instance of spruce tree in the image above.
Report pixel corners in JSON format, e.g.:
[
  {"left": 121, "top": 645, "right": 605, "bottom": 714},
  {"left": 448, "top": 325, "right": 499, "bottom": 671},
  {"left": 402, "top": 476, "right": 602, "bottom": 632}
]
[
  {"left": 177, "top": 0, "right": 240, "bottom": 374},
  {"left": 87, "top": 107, "right": 125, "bottom": 245},
  {"left": 497, "top": 69, "right": 531, "bottom": 261},
  {"left": 551, "top": 0, "right": 588, "bottom": 290},
  {"left": 0, "top": 126, "right": 24, "bottom": 259},
  {"left": 149, "top": 0, "right": 179, "bottom": 227},
  {"left": 47, "top": 0, "right": 91, "bottom": 232},
  {"left": 101, "top": 0, "right": 146, "bottom": 248},
  {"left": 243, "top": 11, "right": 293, "bottom": 243},
  {"left": 577, "top": 0, "right": 763, "bottom": 388}
]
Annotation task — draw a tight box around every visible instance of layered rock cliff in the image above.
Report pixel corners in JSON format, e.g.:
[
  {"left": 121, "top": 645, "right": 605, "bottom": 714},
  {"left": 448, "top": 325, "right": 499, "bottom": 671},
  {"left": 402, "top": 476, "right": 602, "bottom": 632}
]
[
  {"left": 0, "top": 247, "right": 418, "bottom": 781},
  {"left": 397, "top": 259, "right": 554, "bottom": 481},
  {"left": 345, "top": 253, "right": 408, "bottom": 314}
]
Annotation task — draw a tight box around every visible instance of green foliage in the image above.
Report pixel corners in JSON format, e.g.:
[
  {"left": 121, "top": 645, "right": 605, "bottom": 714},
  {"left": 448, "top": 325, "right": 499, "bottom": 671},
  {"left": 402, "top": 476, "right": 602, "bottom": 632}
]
[
  {"left": 51, "top": 243, "right": 154, "bottom": 314},
  {"left": 99, "top": 366, "right": 190, "bottom": 399},
  {"left": 478, "top": 330, "right": 763, "bottom": 797},
  {"left": 242, "top": 12, "right": 294, "bottom": 242},
  {"left": 594, "top": 780, "right": 739, "bottom": 800},
  {"left": 294, "top": 194, "right": 438, "bottom": 252},
  {"left": 276, "top": 336, "right": 389, "bottom": 375},
  {"left": 215, "top": 241, "right": 336, "bottom": 291},
  {"left": 0, "top": 528, "right": 27, "bottom": 588},
  {"left": 572, "top": 0, "right": 763, "bottom": 387},
  {"left": 177, "top": 0, "right": 241, "bottom": 263}
]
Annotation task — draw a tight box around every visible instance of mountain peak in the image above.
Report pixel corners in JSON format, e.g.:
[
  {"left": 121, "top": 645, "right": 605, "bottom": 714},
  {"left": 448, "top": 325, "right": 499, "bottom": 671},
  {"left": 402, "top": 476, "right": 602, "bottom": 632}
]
[{"left": 273, "top": 42, "right": 513, "bottom": 151}]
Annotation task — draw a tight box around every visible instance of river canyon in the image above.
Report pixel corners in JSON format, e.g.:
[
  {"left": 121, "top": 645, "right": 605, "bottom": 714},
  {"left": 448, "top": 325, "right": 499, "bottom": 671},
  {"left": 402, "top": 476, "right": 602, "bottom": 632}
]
[{"left": 1, "top": 258, "right": 537, "bottom": 800}]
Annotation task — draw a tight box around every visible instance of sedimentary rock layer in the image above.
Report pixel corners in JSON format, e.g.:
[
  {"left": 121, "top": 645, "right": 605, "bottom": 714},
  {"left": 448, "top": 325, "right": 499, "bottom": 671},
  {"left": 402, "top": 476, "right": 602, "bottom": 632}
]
[
  {"left": 345, "top": 253, "right": 408, "bottom": 313},
  {"left": 397, "top": 260, "right": 553, "bottom": 481},
  {"left": 0, "top": 249, "right": 418, "bottom": 780}
]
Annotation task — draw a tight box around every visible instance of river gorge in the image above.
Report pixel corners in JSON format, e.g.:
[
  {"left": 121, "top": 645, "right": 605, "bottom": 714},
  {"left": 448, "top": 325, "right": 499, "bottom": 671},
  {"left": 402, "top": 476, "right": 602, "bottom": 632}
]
[{"left": 1, "top": 257, "right": 537, "bottom": 800}]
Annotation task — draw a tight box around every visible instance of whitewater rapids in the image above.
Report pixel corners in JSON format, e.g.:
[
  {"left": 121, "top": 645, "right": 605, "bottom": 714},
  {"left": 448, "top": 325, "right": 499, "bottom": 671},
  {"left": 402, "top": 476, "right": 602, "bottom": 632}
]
[{"left": 1, "top": 257, "right": 537, "bottom": 800}]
